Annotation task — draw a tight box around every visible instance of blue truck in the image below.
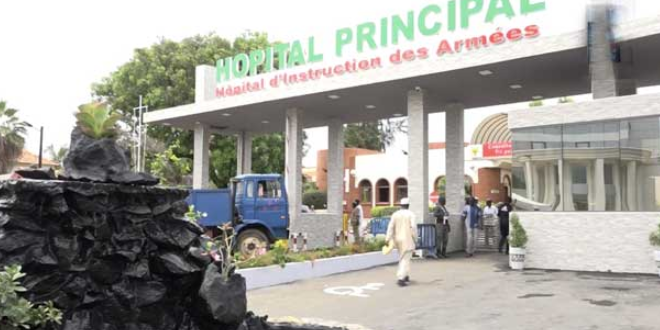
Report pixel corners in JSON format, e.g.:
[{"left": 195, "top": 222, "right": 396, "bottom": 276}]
[{"left": 188, "top": 174, "right": 291, "bottom": 256}]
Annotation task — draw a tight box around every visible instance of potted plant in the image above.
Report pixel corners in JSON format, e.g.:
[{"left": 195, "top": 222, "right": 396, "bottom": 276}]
[
  {"left": 650, "top": 223, "right": 660, "bottom": 277},
  {"left": 509, "top": 213, "right": 528, "bottom": 271},
  {"left": 62, "top": 102, "right": 157, "bottom": 185}
]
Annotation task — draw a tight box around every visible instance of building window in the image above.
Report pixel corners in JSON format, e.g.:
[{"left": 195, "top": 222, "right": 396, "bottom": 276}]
[
  {"left": 376, "top": 179, "right": 390, "bottom": 204},
  {"left": 394, "top": 178, "right": 408, "bottom": 203},
  {"left": 358, "top": 180, "right": 373, "bottom": 203},
  {"left": 512, "top": 116, "right": 660, "bottom": 212}
]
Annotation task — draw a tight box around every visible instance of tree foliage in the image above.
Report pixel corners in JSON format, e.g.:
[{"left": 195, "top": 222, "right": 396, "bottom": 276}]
[
  {"left": 46, "top": 145, "right": 68, "bottom": 164},
  {"left": 0, "top": 101, "right": 29, "bottom": 174},
  {"left": 344, "top": 119, "right": 407, "bottom": 152},
  {"left": 93, "top": 32, "right": 286, "bottom": 188}
]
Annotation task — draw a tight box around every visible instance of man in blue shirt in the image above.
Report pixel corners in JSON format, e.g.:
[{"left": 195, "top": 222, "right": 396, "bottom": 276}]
[{"left": 461, "top": 197, "right": 482, "bottom": 258}]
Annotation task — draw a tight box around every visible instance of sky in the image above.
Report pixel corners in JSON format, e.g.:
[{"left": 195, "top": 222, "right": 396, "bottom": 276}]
[{"left": 1, "top": 0, "right": 659, "bottom": 167}]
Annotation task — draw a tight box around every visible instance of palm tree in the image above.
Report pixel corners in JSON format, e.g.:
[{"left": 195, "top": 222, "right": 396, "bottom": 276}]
[
  {"left": 0, "top": 101, "right": 30, "bottom": 174},
  {"left": 46, "top": 145, "right": 69, "bottom": 165}
]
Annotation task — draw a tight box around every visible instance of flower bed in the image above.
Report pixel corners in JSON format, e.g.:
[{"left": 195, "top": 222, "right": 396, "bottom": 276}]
[{"left": 236, "top": 238, "right": 388, "bottom": 270}]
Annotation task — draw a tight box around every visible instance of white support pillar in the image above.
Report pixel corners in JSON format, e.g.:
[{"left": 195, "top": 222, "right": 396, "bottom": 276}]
[
  {"left": 524, "top": 160, "right": 534, "bottom": 200},
  {"left": 285, "top": 108, "right": 304, "bottom": 228},
  {"left": 192, "top": 66, "right": 215, "bottom": 190},
  {"left": 563, "top": 161, "right": 575, "bottom": 211},
  {"left": 236, "top": 131, "right": 252, "bottom": 175},
  {"left": 594, "top": 159, "right": 606, "bottom": 211},
  {"left": 195, "top": 65, "right": 216, "bottom": 103},
  {"left": 408, "top": 90, "right": 429, "bottom": 224},
  {"left": 626, "top": 161, "right": 637, "bottom": 211},
  {"left": 445, "top": 103, "right": 465, "bottom": 216},
  {"left": 613, "top": 162, "right": 621, "bottom": 211},
  {"left": 193, "top": 123, "right": 211, "bottom": 189},
  {"left": 589, "top": 3, "right": 637, "bottom": 98},
  {"left": 327, "top": 119, "right": 345, "bottom": 215}
]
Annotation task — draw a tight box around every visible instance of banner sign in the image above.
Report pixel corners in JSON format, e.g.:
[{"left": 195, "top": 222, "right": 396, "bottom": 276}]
[
  {"left": 483, "top": 141, "right": 513, "bottom": 158},
  {"left": 215, "top": 0, "right": 548, "bottom": 99}
]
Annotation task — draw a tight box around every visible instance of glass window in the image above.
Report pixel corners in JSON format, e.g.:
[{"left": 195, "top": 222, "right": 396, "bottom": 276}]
[
  {"left": 257, "top": 180, "right": 281, "bottom": 199},
  {"left": 512, "top": 126, "right": 562, "bottom": 211},
  {"left": 511, "top": 116, "right": 660, "bottom": 212},
  {"left": 376, "top": 179, "right": 390, "bottom": 204},
  {"left": 620, "top": 117, "right": 660, "bottom": 211},
  {"left": 246, "top": 181, "right": 254, "bottom": 199},
  {"left": 394, "top": 179, "right": 408, "bottom": 203}
]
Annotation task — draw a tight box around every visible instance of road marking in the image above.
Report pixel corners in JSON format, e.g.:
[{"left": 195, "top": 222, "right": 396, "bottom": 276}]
[{"left": 323, "top": 283, "right": 385, "bottom": 298}]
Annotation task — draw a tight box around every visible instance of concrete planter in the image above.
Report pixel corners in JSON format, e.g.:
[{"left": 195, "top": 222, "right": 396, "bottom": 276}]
[
  {"left": 237, "top": 250, "right": 400, "bottom": 290},
  {"left": 654, "top": 250, "right": 660, "bottom": 277},
  {"left": 509, "top": 247, "right": 526, "bottom": 271}
]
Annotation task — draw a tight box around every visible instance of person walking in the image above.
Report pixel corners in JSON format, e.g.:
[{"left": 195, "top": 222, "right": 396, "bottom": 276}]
[
  {"left": 433, "top": 197, "right": 451, "bottom": 258},
  {"left": 483, "top": 199, "right": 499, "bottom": 247},
  {"left": 386, "top": 198, "right": 417, "bottom": 287},
  {"left": 462, "top": 197, "right": 482, "bottom": 258},
  {"left": 498, "top": 197, "right": 513, "bottom": 254},
  {"left": 350, "top": 199, "right": 363, "bottom": 244}
]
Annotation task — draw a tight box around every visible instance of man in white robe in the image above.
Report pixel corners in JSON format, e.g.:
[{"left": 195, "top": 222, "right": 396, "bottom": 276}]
[{"left": 386, "top": 198, "right": 417, "bottom": 287}]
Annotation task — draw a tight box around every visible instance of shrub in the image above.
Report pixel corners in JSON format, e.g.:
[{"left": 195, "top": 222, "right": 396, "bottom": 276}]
[
  {"left": 650, "top": 223, "right": 660, "bottom": 247},
  {"left": 371, "top": 206, "right": 399, "bottom": 218},
  {"left": 509, "top": 214, "right": 528, "bottom": 248},
  {"left": 302, "top": 191, "right": 327, "bottom": 210},
  {"left": 0, "top": 265, "right": 62, "bottom": 329}
]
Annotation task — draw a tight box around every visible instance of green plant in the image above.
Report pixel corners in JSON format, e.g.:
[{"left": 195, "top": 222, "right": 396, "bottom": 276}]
[
  {"left": 271, "top": 240, "right": 289, "bottom": 268},
  {"left": 302, "top": 191, "right": 327, "bottom": 210},
  {"left": 0, "top": 265, "right": 62, "bottom": 329},
  {"left": 650, "top": 224, "right": 660, "bottom": 247},
  {"left": 75, "top": 103, "right": 122, "bottom": 139},
  {"left": 184, "top": 205, "right": 206, "bottom": 224},
  {"left": 371, "top": 206, "right": 399, "bottom": 218},
  {"left": 201, "top": 224, "right": 237, "bottom": 281},
  {"left": 509, "top": 214, "right": 528, "bottom": 248},
  {"left": 0, "top": 101, "right": 30, "bottom": 174}
]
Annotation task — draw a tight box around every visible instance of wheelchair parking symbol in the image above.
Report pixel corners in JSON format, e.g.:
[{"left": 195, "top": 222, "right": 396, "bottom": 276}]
[{"left": 323, "top": 283, "right": 385, "bottom": 298}]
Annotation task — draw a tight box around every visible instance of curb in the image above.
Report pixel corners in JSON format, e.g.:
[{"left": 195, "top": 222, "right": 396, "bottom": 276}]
[{"left": 238, "top": 251, "right": 400, "bottom": 290}]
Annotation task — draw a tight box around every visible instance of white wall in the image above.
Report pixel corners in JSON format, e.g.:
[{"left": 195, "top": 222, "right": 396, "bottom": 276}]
[{"left": 518, "top": 212, "right": 660, "bottom": 274}]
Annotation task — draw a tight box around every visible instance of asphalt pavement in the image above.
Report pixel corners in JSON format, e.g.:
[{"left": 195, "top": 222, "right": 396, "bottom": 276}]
[{"left": 247, "top": 252, "right": 660, "bottom": 330}]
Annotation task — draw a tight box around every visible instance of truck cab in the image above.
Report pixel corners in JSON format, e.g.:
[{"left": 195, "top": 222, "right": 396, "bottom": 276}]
[{"left": 189, "top": 174, "right": 290, "bottom": 256}]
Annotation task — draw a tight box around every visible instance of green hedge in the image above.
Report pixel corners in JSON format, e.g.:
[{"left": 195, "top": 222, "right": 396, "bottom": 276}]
[
  {"left": 303, "top": 191, "right": 327, "bottom": 209},
  {"left": 371, "top": 206, "right": 400, "bottom": 218}
]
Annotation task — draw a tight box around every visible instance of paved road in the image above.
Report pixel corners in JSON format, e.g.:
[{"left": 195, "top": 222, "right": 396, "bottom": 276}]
[{"left": 247, "top": 252, "right": 660, "bottom": 330}]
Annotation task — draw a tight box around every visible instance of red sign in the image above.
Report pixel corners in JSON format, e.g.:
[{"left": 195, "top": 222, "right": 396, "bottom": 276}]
[{"left": 483, "top": 142, "right": 512, "bottom": 158}]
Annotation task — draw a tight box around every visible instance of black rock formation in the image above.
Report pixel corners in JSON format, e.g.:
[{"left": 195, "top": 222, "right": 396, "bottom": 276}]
[
  {"left": 60, "top": 128, "right": 158, "bottom": 185},
  {"left": 0, "top": 180, "right": 245, "bottom": 330}
]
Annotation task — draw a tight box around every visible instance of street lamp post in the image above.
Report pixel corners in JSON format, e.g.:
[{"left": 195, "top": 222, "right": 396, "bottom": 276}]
[{"left": 38, "top": 126, "right": 43, "bottom": 168}]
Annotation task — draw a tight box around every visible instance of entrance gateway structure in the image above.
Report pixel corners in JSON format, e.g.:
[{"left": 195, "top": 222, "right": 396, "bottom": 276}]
[{"left": 145, "top": 1, "right": 660, "bottom": 273}]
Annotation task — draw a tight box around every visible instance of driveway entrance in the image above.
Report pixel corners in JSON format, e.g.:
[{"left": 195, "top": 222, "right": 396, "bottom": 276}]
[{"left": 247, "top": 253, "right": 660, "bottom": 330}]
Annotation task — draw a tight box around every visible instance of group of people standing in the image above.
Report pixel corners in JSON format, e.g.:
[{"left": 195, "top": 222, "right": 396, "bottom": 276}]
[
  {"left": 351, "top": 195, "right": 513, "bottom": 287},
  {"left": 434, "top": 196, "right": 513, "bottom": 258}
]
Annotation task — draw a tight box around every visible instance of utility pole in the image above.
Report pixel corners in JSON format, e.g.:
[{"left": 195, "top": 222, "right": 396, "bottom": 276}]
[
  {"left": 38, "top": 126, "right": 43, "bottom": 168},
  {"left": 132, "top": 96, "right": 149, "bottom": 172}
]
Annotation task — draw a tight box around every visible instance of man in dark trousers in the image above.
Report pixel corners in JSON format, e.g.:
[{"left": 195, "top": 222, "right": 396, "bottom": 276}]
[
  {"left": 498, "top": 197, "right": 513, "bottom": 254},
  {"left": 433, "top": 197, "right": 451, "bottom": 258}
]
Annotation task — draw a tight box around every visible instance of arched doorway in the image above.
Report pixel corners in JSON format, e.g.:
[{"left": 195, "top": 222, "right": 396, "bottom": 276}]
[
  {"left": 393, "top": 178, "right": 408, "bottom": 204},
  {"left": 375, "top": 179, "right": 390, "bottom": 205},
  {"left": 358, "top": 180, "right": 373, "bottom": 203}
]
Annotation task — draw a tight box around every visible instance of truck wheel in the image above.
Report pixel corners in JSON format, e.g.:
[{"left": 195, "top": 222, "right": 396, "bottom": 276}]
[{"left": 237, "top": 229, "right": 269, "bottom": 257}]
